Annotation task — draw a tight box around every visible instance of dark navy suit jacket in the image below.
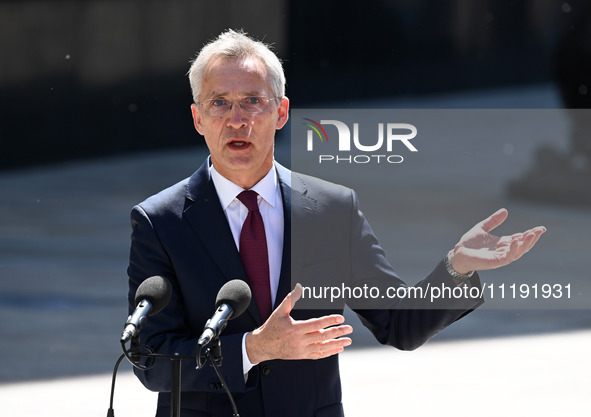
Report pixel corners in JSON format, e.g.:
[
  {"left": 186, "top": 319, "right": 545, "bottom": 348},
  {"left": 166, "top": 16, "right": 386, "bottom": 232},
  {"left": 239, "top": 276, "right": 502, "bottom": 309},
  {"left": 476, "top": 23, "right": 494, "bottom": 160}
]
[{"left": 127, "top": 158, "right": 483, "bottom": 417}]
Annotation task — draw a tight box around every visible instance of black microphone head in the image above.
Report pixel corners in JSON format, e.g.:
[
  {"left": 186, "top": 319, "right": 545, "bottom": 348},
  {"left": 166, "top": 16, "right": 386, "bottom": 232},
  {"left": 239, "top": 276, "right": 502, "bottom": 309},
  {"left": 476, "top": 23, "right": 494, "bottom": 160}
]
[
  {"left": 215, "top": 280, "right": 252, "bottom": 319},
  {"left": 134, "top": 276, "right": 172, "bottom": 316}
]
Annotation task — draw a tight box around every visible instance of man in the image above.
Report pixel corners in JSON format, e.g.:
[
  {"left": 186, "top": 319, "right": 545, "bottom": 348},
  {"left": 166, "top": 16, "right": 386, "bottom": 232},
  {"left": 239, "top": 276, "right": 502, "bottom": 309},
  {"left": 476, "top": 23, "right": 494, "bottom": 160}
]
[{"left": 127, "top": 30, "right": 545, "bottom": 417}]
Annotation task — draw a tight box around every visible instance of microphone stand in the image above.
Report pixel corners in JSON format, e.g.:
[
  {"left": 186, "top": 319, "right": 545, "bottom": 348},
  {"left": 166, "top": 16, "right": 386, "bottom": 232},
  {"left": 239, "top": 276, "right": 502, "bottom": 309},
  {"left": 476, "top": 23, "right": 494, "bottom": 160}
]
[
  {"left": 197, "top": 337, "right": 240, "bottom": 417},
  {"left": 170, "top": 353, "right": 182, "bottom": 417},
  {"left": 106, "top": 353, "right": 125, "bottom": 417},
  {"left": 115, "top": 337, "right": 240, "bottom": 417}
]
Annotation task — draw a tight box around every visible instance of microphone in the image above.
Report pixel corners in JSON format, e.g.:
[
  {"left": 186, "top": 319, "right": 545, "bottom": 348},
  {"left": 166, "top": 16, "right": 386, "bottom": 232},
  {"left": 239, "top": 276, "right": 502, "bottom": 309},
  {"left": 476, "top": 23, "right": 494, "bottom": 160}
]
[
  {"left": 197, "top": 280, "right": 252, "bottom": 347},
  {"left": 121, "top": 276, "right": 172, "bottom": 343}
]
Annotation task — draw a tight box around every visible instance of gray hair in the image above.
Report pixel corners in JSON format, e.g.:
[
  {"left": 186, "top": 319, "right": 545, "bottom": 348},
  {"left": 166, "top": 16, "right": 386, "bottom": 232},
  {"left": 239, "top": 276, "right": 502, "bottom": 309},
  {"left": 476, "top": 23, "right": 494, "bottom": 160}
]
[{"left": 187, "top": 29, "right": 286, "bottom": 103}]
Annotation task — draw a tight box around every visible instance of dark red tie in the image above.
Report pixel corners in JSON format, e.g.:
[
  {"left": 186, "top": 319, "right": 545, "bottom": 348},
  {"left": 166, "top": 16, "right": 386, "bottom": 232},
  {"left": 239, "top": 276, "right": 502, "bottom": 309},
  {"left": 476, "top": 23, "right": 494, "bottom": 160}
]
[{"left": 237, "top": 190, "right": 272, "bottom": 320}]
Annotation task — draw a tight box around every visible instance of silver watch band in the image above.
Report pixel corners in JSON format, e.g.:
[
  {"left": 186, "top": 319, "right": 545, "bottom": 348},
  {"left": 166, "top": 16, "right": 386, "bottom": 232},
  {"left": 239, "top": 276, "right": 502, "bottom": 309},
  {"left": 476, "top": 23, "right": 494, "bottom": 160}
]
[{"left": 445, "top": 250, "right": 474, "bottom": 283}]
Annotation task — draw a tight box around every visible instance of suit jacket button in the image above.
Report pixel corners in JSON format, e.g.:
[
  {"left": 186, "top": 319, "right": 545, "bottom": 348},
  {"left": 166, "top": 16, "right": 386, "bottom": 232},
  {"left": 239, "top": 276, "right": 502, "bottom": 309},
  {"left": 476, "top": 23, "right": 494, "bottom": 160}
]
[
  {"left": 210, "top": 382, "right": 221, "bottom": 391},
  {"left": 261, "top": 365, "right": 271, "bottom": 376}
]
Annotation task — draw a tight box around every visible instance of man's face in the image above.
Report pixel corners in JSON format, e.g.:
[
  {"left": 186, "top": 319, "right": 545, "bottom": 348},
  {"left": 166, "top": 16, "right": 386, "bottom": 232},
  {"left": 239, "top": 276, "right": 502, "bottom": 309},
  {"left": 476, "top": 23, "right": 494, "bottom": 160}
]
[{"left": 191, "top": 56, "right": 289, "bottom": 189}]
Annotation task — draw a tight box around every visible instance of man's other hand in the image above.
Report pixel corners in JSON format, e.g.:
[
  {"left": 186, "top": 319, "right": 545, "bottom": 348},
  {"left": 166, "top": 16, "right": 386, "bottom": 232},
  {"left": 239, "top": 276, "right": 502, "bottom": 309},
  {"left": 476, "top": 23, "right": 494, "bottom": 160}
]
[{"left": 245, "top": 284, "right": 353, "bottom": 363}]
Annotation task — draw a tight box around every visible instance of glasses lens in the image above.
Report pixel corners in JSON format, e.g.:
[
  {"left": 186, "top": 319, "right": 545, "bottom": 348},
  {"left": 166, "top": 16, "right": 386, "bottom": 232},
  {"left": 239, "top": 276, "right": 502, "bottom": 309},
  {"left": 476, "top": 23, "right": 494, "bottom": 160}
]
[
  {"left": 240, "top": 97, "right": 266, "bottom": 113},
  {"left": 207, "top": 99, "right": 229, "bottom": 116},
  {"left": 202, "top": 97, "right": 274, "bottom": 116}
]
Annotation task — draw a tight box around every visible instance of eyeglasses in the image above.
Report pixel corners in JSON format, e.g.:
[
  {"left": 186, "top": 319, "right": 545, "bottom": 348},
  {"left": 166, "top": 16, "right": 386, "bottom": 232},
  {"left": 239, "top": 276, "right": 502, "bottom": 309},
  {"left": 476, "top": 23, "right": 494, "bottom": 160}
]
[{"left": 197, "top": 96, "right": 278, "bottom": 117}]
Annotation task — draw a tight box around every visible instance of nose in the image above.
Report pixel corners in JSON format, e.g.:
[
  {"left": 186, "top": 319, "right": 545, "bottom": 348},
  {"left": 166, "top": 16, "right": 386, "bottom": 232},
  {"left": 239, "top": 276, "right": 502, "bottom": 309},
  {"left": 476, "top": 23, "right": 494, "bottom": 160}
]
[{"left": 226, "top": 102, "right": 248, "bottom": 129}]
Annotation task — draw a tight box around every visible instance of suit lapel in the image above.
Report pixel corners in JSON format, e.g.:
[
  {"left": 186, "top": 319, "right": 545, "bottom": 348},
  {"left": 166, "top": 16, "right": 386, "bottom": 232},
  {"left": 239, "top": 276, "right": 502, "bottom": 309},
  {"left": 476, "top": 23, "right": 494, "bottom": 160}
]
[
  {"left": 275, "top": 164, "right": 292, "bottom": 309},
  {"left": 277, "top": 167, "right": 324, "bottom": 310},
  {"left": 183, "top": 159, "right": 263, "bottom": 323},
  {"left": 275, "top": 163, "right": 321, "bottom": 309}
]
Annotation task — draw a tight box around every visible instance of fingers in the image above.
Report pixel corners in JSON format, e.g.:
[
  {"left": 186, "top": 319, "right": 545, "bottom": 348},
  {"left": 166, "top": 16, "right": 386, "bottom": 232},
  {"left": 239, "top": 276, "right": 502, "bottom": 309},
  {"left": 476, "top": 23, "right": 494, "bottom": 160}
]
[
  {"left": 290, "top": 283, "right": 303, "bottom": 308},
  {"left": 296, "top": 313, "right": 348, "bottom": 334},
  {"left": 299, "top": 322, "right": 353, "bottom": 360},
  {"left": 507, "top": 226, "right": 546, "bottom": 242},
  {"left": 511, "top": 226, "right": 546, "bottom": 260},
  {"left": 480, "top": 208, "right": 509, "bottom": 233},
  {"left": 301, "top": 321, "right": 353, "bottom": 344},
  {"left": 494, "top": 226, "right": 546, "bottom": 267},
  {"left": 274, "top": 283, "right": 303, "bottom": 317},
  {"left": 307, "top": 337, "right": 353, "bottom": 360},
  {"left": 530, "top": 226, "right": 547, "bottom": 246}
]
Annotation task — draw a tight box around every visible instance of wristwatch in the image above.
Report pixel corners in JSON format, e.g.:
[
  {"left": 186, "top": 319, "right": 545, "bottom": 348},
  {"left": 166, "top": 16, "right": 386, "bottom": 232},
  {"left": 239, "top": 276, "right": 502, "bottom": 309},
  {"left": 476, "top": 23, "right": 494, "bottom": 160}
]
[{"left": 445, "top": 250, "right": 474, "bottom": 284}]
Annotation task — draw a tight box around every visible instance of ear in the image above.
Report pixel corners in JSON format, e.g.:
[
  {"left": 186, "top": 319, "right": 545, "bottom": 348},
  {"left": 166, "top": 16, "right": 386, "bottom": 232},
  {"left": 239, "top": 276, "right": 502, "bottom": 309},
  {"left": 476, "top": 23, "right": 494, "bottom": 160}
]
[
  {"left": 191, "top": 103, "right": 204, "bottom": 135},
  {"left": 275, "top": 96, "right": 290, "bottom": 131}
]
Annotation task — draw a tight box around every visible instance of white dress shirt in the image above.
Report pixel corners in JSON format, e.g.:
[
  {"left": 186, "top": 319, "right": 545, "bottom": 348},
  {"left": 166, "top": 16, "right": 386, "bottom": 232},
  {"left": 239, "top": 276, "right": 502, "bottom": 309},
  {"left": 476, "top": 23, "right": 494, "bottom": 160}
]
[{"left": 210, "top": 163, "right": 284, "bottom": 374}]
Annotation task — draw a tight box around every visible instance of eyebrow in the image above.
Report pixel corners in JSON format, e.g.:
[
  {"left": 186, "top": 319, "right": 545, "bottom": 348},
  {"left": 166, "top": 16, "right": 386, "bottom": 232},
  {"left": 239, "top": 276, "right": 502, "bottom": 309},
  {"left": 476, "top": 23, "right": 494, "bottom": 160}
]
[{"left": 204, "top": 90, "right": 267, "bottom": 99}]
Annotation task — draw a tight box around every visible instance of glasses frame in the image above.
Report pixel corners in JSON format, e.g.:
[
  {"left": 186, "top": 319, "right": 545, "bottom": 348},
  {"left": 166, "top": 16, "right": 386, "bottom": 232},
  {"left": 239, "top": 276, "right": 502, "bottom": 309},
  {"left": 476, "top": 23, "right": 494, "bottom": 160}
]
[{"left": 197, "top": 96, "right": 279, "bottom": 116}]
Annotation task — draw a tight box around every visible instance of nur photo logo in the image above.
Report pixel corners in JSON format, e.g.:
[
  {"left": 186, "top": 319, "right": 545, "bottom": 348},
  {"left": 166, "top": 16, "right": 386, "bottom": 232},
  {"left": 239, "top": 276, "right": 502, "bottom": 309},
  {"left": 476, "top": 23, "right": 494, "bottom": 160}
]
[{"left": 302, "top": 117, "right": 418, "bottom": 164}]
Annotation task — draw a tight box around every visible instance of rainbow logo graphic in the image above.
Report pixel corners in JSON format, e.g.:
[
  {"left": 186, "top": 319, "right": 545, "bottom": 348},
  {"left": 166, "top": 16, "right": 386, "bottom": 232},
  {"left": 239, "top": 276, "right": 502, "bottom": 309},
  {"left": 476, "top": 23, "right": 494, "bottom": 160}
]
[{"left": 303, "top": 118, "right": 328, "bottom": 151}]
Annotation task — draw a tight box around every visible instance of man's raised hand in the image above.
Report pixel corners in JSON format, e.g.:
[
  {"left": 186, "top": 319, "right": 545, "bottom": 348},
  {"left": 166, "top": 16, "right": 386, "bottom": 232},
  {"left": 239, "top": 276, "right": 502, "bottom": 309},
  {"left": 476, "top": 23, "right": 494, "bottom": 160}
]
[{"left": 450, "top": 208, "right": 546, "bottom": 275}]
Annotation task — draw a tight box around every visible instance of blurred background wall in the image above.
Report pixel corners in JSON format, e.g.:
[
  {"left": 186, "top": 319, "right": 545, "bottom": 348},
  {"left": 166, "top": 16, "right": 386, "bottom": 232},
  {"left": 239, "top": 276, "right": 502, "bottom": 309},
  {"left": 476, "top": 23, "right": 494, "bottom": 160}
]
[
  {"left": 0, "top": 0, "right": 288, "bottom": 170},
  {"left": 1, "top": 0, "right": 588, "bottom": 170}
]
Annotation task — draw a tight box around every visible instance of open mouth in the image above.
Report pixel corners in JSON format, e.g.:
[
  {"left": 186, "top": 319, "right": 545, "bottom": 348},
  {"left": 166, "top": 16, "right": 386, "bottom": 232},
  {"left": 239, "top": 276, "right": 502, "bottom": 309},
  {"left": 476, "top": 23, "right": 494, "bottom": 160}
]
[{"left": 229, "top": 140, "right": 249, "bottom": 148}]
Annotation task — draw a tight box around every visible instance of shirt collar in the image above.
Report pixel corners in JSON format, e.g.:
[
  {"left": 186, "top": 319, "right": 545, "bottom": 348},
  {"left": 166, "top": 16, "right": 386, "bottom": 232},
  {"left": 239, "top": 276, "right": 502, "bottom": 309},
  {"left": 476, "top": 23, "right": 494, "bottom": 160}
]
[{"left": 210, "top": 162, "right": 279, "bottom": 210}]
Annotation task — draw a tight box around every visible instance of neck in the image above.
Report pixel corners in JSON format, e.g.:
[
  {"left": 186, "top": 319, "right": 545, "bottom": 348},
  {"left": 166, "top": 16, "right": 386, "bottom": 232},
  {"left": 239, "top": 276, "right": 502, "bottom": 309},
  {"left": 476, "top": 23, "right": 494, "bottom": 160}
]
[{"left": 213, "top": 163, "right": 274, "bottom": 190}]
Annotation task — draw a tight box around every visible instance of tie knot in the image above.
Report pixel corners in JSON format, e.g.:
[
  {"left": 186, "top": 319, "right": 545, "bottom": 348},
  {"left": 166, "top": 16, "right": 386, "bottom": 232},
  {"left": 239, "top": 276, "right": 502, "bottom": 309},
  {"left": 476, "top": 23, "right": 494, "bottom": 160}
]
[{"left": 237, "top": 190, "right": 259, "bottom": 212}]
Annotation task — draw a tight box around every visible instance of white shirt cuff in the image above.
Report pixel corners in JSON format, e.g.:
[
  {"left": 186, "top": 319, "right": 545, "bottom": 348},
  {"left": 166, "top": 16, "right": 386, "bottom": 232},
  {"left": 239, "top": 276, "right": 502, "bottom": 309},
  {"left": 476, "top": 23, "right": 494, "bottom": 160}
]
[{"left": 241, "top": 332, "right": 257, "bottom": 376}]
